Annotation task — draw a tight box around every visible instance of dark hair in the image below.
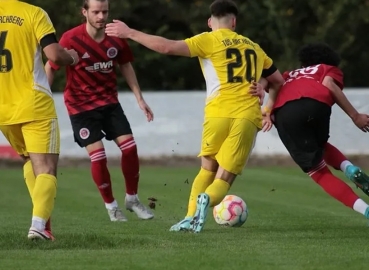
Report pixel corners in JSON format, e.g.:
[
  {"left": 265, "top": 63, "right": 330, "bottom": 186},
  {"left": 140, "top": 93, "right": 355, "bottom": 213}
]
[
  {"left": 210, "top": 0, "right": 238, "bottom": 18},
  {"left": 82, "top": 0, "right": 108, "bottom": 10},
  {"left": 298, "top": 43, "right": 341, "bottom": 67}
]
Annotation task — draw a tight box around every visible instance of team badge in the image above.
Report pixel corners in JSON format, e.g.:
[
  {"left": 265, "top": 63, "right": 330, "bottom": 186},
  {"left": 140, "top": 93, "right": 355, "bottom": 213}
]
[
  {"left": 107, "top": 47, "right": 118, "bottom": 58},
  {"left": 79, "top": 128, "right": 90, "bottom": 139}
]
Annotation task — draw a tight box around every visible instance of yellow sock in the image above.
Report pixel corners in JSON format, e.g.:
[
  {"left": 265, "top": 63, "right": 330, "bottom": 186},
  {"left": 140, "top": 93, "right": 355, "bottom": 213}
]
[
  {"left": 205, "top": 179, "right": 230, "bottom": 207},
  {"left": 186, "top": 168, "right": 216, "bottom": 217},
  {"left": 23, "top": 160, "right": 36, "bottom": 201},
  {"left": 32, "top": 174, "right": 57, "bottom": 220}
]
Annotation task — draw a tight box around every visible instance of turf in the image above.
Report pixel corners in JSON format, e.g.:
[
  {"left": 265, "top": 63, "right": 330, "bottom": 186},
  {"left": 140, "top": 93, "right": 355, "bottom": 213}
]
[{"left": 0, "top": 166, "right": 368, "bottom": 270}]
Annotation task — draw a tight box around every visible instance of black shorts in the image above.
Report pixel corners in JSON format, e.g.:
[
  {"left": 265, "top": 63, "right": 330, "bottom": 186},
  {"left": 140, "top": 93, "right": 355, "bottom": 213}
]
[
  {"left": 69, "top": 103, "right": 132, "bottom": 148},
  {"left": 273, "top": 98, "right": 331, "bottom": 173}
]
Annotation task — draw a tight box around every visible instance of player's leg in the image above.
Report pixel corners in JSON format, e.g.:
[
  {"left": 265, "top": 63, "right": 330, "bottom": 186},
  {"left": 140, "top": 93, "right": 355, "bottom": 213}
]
[
  {"left": 274, "top": 99, "right": 369, "bottom": 219},
  {"left": 103, "top": 103, "right": 153, "bottom": 219},
  {"left": 170, "top": 118, "right": 227, "bottom": 231},
  {"left": 324, "top": 142, "right": 369, "bottom": 196},
  {"left": 0, "top": 125, "right": 54, "bottom": 234},
  {"left": 20, "top": 118, "right": 62, "bottom": 240},
  {"left": 190, "top": 118, "right": 258, "bottom": 233},
  {"left": 70, "top": 109, "right": 126, "bottom": 222}
]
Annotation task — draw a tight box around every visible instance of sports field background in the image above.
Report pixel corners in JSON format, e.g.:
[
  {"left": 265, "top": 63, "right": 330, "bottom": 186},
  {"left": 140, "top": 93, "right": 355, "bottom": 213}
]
[
  {"left": 1, "top": 163, "right": 369, "bottom": 270},
  {"left": 1, "top": 85, "right": 369, "bottom": 270}
]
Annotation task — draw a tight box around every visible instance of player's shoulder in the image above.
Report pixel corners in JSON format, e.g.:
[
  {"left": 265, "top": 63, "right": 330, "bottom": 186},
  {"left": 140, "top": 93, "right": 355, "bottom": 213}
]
[
  {"left": 319, "top": 64, "right": 342, "bottom": 72},
  {"left": 14, "top": 2, "right": 44, "bottom": 17},
  {"left": 192, "top": 31, "right": 213, "bottom": 40},
  {"left": 62, "top": 24, "right": 85, "bottom": 38},
  {"left": 107, "top": 36, "right": 129, "bottom": 46}
]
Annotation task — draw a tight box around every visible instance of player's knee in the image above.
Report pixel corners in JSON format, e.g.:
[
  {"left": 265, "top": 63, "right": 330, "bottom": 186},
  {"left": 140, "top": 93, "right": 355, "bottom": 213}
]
[
  {"left": 86, "top": 141, "right": 105, "bottom": 153},
  {"left": 215, "top": 166, "right": 237, "bottom": 185},
  {"left": 29, "top": 153, "right": 58, "bottom": 177},
  {"left": 118, "top": 137, "right": 137, "bottom": 155},
  {"left": 201, "top": 156, "right": 218, "bottom": 172}
]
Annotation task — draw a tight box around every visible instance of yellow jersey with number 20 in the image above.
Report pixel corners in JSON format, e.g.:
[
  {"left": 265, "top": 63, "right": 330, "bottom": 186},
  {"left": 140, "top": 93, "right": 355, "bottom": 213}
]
[
  {"left": 0, "top": 0, "right": 57, "bottom": 125},
  {"left": 184, "top": 29, "right": 273, "bottom": 129}
]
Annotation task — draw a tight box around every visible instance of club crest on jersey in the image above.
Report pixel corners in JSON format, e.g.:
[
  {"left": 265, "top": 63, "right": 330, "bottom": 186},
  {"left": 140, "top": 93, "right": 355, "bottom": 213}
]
[
  {"left": 79, "top": 128, "right": 90, "bottom": 140},
  {"left": 107, "top": 47, "right": 118, "bottom": 58}
]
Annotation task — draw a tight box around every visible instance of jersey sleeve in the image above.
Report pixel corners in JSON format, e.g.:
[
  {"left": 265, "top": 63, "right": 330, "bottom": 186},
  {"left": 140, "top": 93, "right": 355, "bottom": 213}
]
[
  {"left": 33, "top": 8, "right": 56, "bottom": 45},
  {"left": 48, "top": 33, "right": 70, "bottom": 71},
  {"left": 184, "top": 32, "right": 213, "bottom": 58},
  {"left": 326, "top": 66, "right": 344, "bottom": 90},
  {"left": 117, "top": 39, "right": 134, "bottom": 64},
  {"left": 261, "top": 51, "right": 277, "bottom": 78}
]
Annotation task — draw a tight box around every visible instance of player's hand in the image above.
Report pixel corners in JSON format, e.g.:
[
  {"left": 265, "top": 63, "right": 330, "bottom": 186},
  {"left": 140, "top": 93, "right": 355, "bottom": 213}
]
[
  {"left": 262, "top": 114, "right": 273, "bottom": 132},
  {"left": 352, "top": 113, "right": 369, "bottom": 132},
  {"left": 105, "top": 20, "right": 130, "bottom": 38},
  {"left": 138, "top": 99, "right": 154, "bottom": 122},
  {"left": 249, "top": 81, "right": 265, "bottom": 105},
  {"left": 66, "top": 49, "right": 79, "bottom": 65}
]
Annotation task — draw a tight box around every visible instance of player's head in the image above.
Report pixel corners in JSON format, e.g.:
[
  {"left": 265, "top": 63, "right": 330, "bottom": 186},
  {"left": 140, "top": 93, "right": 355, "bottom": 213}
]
[
  {"left": 298, "top": 43, "right": 341, "bottom": 67},
  {"left": 208, "top": 0, "right": 238, "bottom": 31},
  {"left": 82, "top": 0, "right": 109, "bottom": 30}
]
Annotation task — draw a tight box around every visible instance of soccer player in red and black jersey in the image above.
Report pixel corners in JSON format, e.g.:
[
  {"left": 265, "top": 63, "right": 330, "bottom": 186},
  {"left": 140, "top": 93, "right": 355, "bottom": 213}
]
[
  {"left": 45, "top": 0, "right": 154, "bottom": 222},
  {"left": 258, "top": 43, "right": 369, "bottom": 221}
]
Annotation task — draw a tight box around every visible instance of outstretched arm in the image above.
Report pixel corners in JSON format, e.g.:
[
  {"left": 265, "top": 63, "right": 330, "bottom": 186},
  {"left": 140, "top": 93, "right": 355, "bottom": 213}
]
[
  {"left": 323, "top": 76, "right": 369, "bottom": 132},
  {"left": 106, "top": 20, "right": 191, "bottom": 57}
]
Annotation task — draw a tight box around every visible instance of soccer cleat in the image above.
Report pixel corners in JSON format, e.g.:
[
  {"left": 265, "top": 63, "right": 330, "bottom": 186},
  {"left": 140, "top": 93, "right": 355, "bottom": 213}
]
[
  {"left": 345, "top": 165, "right": 369, "bottom": 196},
  {"left": 28, "top": 227, "right": 55, "bottom": 241},
  {"left": 125, "top": 197, "right": 154, "bottom": 220},
  {"left": 107, "top": 207, "right": 128, "bottom": 222},
  {"left": 169, "top": 217, "right": 192, "bottom": 232},
  {"left": 365, "top": 207, "right": 369, "bottom": 219},
  {"left": 189, "top": 193, "right": 210, "bottom": 233}
]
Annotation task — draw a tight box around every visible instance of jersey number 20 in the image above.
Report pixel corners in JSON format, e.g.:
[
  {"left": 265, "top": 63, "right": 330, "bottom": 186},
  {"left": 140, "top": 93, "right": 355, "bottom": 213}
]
[
  {"left": 0, "top": 31, "right": 13, "bottom": 73},
  {"left": 226, "top": 48, "right": 257, "bottom": 83}
]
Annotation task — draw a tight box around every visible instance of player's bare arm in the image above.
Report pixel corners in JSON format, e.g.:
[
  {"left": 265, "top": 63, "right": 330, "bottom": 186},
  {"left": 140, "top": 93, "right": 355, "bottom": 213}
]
[
  {"left": 41, "top": 34, "right": 79, "bottom": 66},
  {"left": 119, "top": 62, "right": 154, "bottom": 122},
  {"left": 105, "top": 20, "right": 191, "bottom": 57},
  {"left": 323, "top": 76, "right": 369, "bottom": 132},
  {"left": 44, "top": 62, "right": 56, "bottom": 86},
  {"left": 263, "top": 70, "right": 284, "bottom": 111}
]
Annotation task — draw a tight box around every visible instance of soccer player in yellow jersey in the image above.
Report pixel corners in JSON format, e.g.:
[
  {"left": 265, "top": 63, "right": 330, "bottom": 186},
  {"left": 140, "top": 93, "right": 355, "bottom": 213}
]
[
  {"left": 106, "top": 0, "right": 284, "bottom": 233},
  {"left": 0, "top": 0, "right": 79, "bottom": 240}
]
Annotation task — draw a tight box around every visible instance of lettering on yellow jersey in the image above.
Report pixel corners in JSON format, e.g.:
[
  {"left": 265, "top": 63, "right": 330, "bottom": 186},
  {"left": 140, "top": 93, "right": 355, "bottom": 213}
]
[
  {"left": 0, "top": 16, "right": 24, "bottom": 26},
  {"left": 221, "top": 38, "right": 255, "bottom": 48}
]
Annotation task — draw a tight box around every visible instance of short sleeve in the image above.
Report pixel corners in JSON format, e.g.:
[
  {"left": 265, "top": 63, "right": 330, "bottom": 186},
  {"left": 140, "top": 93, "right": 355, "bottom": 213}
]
[
  {"left": 326, "top": 66, "right": 344, "bottom": 90},
  {"left": 33, "top": 8, "right": 55, "bottom": 44},
  {"left": 263, "top": 53, "right": 273, "bottom": 70},
  {"left": 117, "top": 39, "right": 134, "bottom": 64},
  {"left": 48, "top": 33, "right": 70, "bottom": 71},
  {"left": 184, "top": 32, "right": 213, "bottom": 58}
]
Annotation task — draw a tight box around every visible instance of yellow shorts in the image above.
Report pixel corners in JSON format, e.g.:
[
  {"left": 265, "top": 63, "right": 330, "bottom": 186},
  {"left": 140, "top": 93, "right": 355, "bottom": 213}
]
[
  {"left": 0, "top": 118, "right": 60, "bottom": 156},
  {"left": 199, "top": 117, "right": 258, "bottom": 175}
]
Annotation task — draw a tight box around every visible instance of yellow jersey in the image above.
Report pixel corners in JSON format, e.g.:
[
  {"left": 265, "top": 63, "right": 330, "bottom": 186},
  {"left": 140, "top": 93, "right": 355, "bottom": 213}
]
[
  {"left": 184, "top": 29, "right": 274, "bottom": 128},
  {"left": 0, "top": 0, "right": 56, "bottom": 125}
]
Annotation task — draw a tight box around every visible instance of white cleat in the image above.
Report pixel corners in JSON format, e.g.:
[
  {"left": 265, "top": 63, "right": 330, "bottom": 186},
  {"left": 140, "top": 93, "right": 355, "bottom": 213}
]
[
  {"left": 28, "top": 227, "right": 55, "bottom": 241},
  {"left": 107, "top": 207, "right": 128, "bottom": 222},
  {"left": 125, "top": 197, "right": 154, "bottom": 220}
]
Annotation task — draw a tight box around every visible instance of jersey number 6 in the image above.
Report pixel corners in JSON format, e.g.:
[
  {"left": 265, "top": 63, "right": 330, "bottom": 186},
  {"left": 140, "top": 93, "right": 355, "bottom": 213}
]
[
  {"left": 0, "top": 31, "right": 13, "bottom": 73},
  {"left": 226, "top": 48, "right": 257, "bottom": 83}
]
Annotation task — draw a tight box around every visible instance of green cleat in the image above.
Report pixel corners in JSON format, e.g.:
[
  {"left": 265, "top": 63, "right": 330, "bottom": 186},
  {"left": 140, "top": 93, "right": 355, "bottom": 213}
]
[
  {"left": 169, "top": 217, "right": 192, "bottom": 232},
  {"left": 189, "top": 193, "right": 210, "bottom": 233},
  {"left": 345, "top": 165, "right": 369, "bottom": 196}
]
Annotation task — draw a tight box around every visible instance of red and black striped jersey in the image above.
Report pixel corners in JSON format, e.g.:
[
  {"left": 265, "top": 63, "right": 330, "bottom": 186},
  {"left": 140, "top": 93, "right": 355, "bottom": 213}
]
[{"left": 49, "top": 23, "right": 133, "bottom": 115}]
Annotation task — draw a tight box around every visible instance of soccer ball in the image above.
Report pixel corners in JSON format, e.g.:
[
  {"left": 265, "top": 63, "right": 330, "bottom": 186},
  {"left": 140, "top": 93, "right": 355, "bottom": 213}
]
[{"left": 213, "top": 195, "right": 248, "bottom": 227}]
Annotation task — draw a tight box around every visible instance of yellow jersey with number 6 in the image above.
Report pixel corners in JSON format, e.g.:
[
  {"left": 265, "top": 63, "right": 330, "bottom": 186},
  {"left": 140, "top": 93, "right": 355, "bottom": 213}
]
[
  {"left": 184, "top": 29, "right": 274, "bottom": 128},
  {"left": 0, "top": 0, "right": 57, "bottom": 125}
]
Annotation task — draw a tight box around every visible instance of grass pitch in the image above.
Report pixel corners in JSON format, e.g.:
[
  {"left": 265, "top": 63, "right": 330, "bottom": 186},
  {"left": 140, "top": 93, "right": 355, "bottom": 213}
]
[{"left": 0, "top": 165, "right": 368, "bottom": 270}]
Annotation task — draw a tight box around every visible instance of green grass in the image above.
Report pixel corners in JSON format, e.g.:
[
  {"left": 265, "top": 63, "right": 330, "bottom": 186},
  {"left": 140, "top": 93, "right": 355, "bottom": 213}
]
[{"left": 0, "top": 166, "right": 369, "bottom": 270}]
